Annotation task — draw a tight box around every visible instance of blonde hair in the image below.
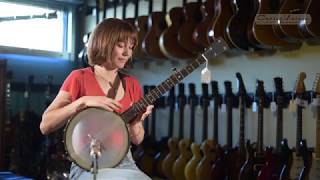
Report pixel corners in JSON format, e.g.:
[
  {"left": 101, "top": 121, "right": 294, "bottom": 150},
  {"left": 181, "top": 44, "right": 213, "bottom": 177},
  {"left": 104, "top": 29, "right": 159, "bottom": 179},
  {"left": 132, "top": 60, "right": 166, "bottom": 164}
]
[{"left": 87, "top": 18, "right": 138, "bottom": 65}]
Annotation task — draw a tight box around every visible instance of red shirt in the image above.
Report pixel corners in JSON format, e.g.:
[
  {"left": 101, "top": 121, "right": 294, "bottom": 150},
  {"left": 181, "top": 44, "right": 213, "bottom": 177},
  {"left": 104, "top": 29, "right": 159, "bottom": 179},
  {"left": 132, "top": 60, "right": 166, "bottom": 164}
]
[{"left": 60, "top": 67, "right": 143, "bottom": 113}]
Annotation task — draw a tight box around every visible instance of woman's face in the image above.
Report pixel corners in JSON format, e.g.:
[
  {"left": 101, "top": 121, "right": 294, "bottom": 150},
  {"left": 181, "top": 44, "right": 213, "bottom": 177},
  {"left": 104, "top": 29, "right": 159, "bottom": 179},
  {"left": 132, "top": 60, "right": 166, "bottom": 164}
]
[{"left": 108, "top": 38, "right": 134, "bottom": 69}]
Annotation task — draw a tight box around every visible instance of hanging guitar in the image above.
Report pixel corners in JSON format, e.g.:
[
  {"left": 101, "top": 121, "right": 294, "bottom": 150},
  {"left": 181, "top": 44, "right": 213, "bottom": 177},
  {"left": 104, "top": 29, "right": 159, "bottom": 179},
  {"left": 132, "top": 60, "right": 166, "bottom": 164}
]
[
  {"left": 309, "top": 73, "right": 320, "bottom": 180},
  {"left": 196, "top": 81, "right": 220, "bottom": 180},
  {"left": 291, "top": 72, "right": 308, "bottom": 180},
  {"left": 159, "top": 0, "right": 195, "bottom": 61},
  {"left": 184, "top": 83, "right": 200, "bottom": 180}
]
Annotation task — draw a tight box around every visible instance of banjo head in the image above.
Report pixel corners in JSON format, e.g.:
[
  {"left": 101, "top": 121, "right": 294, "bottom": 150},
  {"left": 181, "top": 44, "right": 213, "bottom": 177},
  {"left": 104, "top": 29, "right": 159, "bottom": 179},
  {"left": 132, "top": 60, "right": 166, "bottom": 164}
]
[{"left": 64, "top": 108, "right": 129, "bottom": 171}]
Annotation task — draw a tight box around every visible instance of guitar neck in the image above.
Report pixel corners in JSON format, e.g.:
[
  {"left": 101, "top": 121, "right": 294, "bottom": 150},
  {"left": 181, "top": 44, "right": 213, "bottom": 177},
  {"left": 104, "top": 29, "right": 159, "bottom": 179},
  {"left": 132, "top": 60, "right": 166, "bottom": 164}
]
[
  {"left": 239, "top": 96, "right": 245, "bottom": 150},
  {"left": 202, "top": 99, "right": 209, "bottom": 141},
  {"left": 213, "top": 97, "right": 219, "bottom": 143},
  {"left": 257, "top": 102, "right": 264, "bottom": 153},
  {"left": 296, "top": 105, "right": 303, "bottom": 155},
  {"left": 226, "top": 96, "right": 233, "bottom": 148},
  {"left": 316, "top": 104, "right": 320, "bottom": 158},
  {"left": 276, "top": 96, "right": 284, "bottom": 151}
]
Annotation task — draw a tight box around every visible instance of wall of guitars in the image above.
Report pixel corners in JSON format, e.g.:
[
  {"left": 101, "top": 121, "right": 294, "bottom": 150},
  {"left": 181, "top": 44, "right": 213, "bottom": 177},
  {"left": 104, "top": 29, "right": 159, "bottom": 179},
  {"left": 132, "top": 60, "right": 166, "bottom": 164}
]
[{"left": 80, "top": 0, "right": 320, "bottom": 179}]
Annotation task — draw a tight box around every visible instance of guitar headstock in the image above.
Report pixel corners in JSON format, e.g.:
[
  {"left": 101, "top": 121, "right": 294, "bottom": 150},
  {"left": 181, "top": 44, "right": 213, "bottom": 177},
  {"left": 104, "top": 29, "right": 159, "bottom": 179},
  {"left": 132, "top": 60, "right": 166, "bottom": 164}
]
[
  {"left": 256, "top": 80, "right": 266, "bottom": 105},
  {"left": 312, "top": 73, "right": 320, "bottom": 95},
  {"left": 294, "top": 72, "right": 306, "bottom": 95},
  {"left": 201, "top": 83, "right": 210, "bottom": 106},
  {"left": 188, "top": 83, "right": 198, "bottom": 107},
  {"left": 224, "top": 81, "right": 233, "bottom": 97},
  {"left": 274, "top": 77, "right": 284, "bottom": 96},
  {"left": 202, "top": 37, "right": 229, "bottom": 59},
  {"left": 178, "top": 83, "right": 186, "bottom": 106},
  {"left": 167, "top": 86, "right": 176, "bottom": 107},
  {"left": 236, "top": 72, "right": 247, "bottom": 97}
]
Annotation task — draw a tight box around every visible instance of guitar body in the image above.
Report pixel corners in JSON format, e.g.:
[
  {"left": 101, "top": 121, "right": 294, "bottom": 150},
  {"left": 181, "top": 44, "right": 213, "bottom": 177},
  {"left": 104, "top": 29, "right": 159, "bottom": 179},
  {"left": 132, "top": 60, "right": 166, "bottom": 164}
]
[
  {"left": 251, "top": 0, "right": 301, "bottom": 50},
  {"left": 173, "top": 139, "right": 192, "bottom": 180},
  {"left": 278, "top": 139, "right": 293, "bottom": 180},
  {"left": 159, "top": 7, "right": 195, "bottom": 60},
  {"left": 185, "top": 143, "right": 202, "bottom": 180},
  {"left": 154, "top": 137, "right": 169, "bottom": 178},
  {"left": 257, "top": 148, "right": 282, "bottom": 180},
  {"left": 142, "top": 12, "right": 168, "bottom": 59},
  {"left": 212, "top": 0, "right": 235, "bottom": 48},
  {"left": 298, "top": 0, "right": 320, "bottom": 45},
  {"left": 239, "top": 141, "right": 255, "bottom": 180},
  {"left": 178, "top": 2, "right": 204, "bottom": 54},
  {"left": 272, "top": 0, "right": 305, "bottom": 43},
  {"left": 193, "top": 0, "right": 221, "bottom": 48},
  {"left": 291, "top": 152, "right": 304, "bottom": 179},
  {"left": 231, "top": 147, "right": 247, "bottom": 180},
  {"left": 162, "top": 137, "right": 179, "bottom": 179},
  {"left": 309, "top": 156, "right": 320, "bottom": 180},
  {"left": 226, "top": 0, "right": 260, "bottom": 51},
  {"left": 133, "top": 15, "right": 149, "bottom": 60},
  {"left": 298, "top": 140, "right": 313, "bottom": 180},
  {"left": 196, "top": 140, "right": 217, "bottom": 180}
]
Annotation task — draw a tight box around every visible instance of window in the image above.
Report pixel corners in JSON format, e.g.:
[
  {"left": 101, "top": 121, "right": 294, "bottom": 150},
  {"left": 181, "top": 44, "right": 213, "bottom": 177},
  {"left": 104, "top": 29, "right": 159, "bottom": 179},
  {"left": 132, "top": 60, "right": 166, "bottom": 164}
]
[{"left": 0, "top": 2, "right": 71, "bottom": 57}]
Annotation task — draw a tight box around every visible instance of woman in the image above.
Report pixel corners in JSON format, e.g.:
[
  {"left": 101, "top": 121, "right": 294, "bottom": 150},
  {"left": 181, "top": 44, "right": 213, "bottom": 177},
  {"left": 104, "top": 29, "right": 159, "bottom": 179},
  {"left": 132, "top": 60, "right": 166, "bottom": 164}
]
[{"left": 40, "top": 18, "right": 153, "bottom": 179}]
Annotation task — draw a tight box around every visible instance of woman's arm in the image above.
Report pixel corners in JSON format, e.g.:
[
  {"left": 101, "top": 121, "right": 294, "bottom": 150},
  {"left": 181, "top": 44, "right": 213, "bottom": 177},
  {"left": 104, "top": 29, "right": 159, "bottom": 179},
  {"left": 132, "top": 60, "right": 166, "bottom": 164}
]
[
  {"left": 128, "top": 105, "right": 153, "bottom": 145},
  {"left": 40, "top": 90, "right": 123, "bottom": 135}
]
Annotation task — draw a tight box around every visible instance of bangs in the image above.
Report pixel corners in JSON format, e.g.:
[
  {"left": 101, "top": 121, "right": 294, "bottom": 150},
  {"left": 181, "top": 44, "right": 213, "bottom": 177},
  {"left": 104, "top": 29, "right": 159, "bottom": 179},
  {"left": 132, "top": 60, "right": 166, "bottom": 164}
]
[{"left": 117, "top": 28, "right": 138, "bottom": 48}]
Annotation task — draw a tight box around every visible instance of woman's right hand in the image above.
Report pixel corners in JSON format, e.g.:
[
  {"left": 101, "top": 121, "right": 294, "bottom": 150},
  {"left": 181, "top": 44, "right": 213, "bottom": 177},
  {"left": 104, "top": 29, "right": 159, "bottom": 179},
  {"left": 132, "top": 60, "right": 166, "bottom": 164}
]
[{"left": 79, "top": 96, "right": 123, "bottom": 112}]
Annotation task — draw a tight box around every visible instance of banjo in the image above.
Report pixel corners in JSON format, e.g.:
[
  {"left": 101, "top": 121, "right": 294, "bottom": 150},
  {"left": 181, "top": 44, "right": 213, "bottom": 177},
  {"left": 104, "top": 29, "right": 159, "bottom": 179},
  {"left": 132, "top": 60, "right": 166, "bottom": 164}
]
[{"left": 64, "top": 37, "right": 228, "bottom": 172}]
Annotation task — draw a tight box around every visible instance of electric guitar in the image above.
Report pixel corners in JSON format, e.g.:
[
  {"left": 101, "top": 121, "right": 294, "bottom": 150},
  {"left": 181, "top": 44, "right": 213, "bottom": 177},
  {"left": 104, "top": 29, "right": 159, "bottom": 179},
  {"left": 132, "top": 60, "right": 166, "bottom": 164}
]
[
  {"left": 172, "top": 84, "right": 192, "bottom": 180},
  {"left": 153, "top": 87, "right": 175, "bottom": 178},
  {"left": 196, "top": 81, "right": 220, "bottom": 179},
  {"left": 291, "top": 72, "right": 308, "bottom": 180},
  {"left": 184, "top": 83, "right": 200, "bottom": 180},
  {"left": 309, "top": 73, "right": 320, "bottom": 180}
]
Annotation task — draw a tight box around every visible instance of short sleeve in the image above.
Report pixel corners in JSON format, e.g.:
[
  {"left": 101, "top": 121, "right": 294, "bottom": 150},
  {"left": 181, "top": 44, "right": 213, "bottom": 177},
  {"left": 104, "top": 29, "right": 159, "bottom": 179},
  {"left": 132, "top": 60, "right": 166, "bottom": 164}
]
[
  {"left": 60, "top": 70, "right": 82, "bottom": 102},
  {"left": 131, "top": 78, "right": 143, "bottom": 103}
]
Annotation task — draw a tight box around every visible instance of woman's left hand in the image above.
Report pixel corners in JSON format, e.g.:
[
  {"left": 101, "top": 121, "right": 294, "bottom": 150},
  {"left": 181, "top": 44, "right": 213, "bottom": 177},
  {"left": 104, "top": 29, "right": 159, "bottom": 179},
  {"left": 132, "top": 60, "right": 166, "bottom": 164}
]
[{"left": 131, "top": 105, "right": 154, "bottom": 125}]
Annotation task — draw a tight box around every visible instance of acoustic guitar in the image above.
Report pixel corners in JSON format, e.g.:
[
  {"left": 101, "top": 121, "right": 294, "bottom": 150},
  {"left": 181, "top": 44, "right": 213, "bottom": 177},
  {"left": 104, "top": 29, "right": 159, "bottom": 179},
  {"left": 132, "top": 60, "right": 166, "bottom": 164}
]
[
  {"left": 178, "top": 0, "right": 205, "bottom": 54},
  {"left": 159, "top": 0, "right": 196, "bottom": 61},
  {"left": 226, "top": 0, "right": 261, "bottom": 52},
  {"left": 272, "top": 0, "right": 305, "bottom": 43},
  {"left": 309, "top": 73, "right": 320, "bottom": 180},
  {"left": 184, "top": 83, "right": 200, "bottom": 180},
  {"left": 195, "top": 81, "right": 220, "bottom": 180},
  {"left": 291, "top": 72, "right": 308, "bottom": 180},
  {"left": 193, "top": 0, "right": 221, "bottom": 49},
  {"left": 212, "top": 0, "right": 236, "bottom": 49},
  {"left": 133, "top": 0, "right": 150, "bottom": 60},
  {"left": 142, "top": 0, "right": 168, "bottom": 60},
  {"left": 298, "top": 0, "right": 320, "bottom": 45},
  {"left": 251, "top": 0, "right": 302, "bottom": 51}
]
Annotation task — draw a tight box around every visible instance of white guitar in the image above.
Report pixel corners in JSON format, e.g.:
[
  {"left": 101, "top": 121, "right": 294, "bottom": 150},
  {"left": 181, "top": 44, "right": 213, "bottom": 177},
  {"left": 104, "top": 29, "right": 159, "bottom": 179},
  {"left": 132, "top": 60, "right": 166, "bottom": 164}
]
[{"left": 310, "top": 73, "right": 320, "bottom": 180}]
